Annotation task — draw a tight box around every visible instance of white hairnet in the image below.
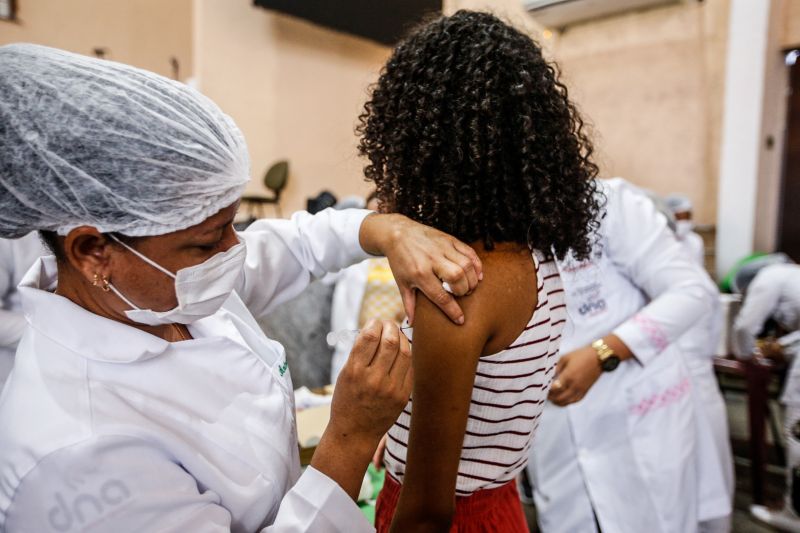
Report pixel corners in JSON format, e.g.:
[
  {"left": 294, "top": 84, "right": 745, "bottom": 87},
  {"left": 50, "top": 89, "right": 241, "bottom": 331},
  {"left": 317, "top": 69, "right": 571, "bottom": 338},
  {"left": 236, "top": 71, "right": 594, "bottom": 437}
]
[
  {"left": 664, "top": 194, "right": 693, "bottom": 214},
  {"left": 0, "top": 44, "right": 250, "bottom": 238}
]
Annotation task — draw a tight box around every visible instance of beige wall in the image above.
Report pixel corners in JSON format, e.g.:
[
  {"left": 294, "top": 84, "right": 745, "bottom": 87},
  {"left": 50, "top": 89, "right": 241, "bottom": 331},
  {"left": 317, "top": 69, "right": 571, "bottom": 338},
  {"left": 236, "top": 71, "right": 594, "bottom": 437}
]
[
  {"left": 783, "top": 0, "right": 800, "bottom": 49},
  {"left": 194, "top": 0, "right": 390, "bottom": 215},
  {"left": 0, "top": 0, "right": 193, "bottom": 80},
  {"left": 549, "top": 1, "right": 729, "bottom": 226},
  {"left": 446, "top": 0, "right": 729, "bottom": 225}
]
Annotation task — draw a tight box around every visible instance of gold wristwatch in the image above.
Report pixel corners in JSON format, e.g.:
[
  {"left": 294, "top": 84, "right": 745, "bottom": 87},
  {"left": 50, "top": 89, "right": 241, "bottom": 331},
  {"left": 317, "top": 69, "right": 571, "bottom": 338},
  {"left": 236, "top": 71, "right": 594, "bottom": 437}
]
[{"left": 592, "top": 338, "right": 620, "bottom": 372}]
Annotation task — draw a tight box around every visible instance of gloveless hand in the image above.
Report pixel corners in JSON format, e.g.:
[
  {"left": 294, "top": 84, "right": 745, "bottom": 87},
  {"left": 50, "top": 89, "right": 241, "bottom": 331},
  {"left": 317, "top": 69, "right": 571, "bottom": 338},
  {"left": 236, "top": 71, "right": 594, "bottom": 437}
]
[
  {"left": 548, "top": 346, "right": 603, "bottom": 406},
  {"left": 311, "top": 320, "right": 413, "bottom": 500},
  {"left": 330, "top": 320, "right": 413, "bottom": 442},
  {"left": 359, "top": 213, "right": 483, "bottom": 325}
]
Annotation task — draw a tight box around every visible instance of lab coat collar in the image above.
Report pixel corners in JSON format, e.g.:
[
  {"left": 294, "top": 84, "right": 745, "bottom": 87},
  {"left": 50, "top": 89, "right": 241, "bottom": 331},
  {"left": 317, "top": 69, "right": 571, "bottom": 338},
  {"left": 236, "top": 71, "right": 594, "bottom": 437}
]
[{"left": 19, "top": 256, "right": 171, "bottom": 363}]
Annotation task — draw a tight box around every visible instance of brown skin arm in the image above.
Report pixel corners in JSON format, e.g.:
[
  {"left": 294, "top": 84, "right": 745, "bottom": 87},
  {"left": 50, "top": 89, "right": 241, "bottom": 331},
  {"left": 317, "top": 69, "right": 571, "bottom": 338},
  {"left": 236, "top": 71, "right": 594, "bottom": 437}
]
[
  {"left": 386, "top": 243, "right": 536, "bottom": 531},
  {"left": 389, "top": 292, "right": 495, "bottom": 532},
  {"left": 359, "top": 213, "right": 483, "bottom": 325},
  {"left": 548, "top": 334, "right": 634, "bottom": 406}
]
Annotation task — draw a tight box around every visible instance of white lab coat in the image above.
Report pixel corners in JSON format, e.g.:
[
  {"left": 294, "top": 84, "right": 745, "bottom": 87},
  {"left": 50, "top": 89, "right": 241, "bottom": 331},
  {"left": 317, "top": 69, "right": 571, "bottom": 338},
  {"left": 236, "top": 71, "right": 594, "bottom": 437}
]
[
  {"left": 0, "top": 209, "right": 376, "bottom": 532},
  {"left": 733, "top": 263, "right": 800, "bottom": 405},
  {"left": 679, "top": 230, "right": 705, "bottom": 268},
  {"left": 527, "top": 179, "right": 717, "bottom": 533},
  {"left": 677, "top": 302, "right": 735, "bottom": 523},
  {"left": 329, "top": 260, "right": 369, "bottom": 382},
  {"left": 0, "top": 232, "right": 46, "bottom": 387},
  {"left": 675, "top": 228, "right": 734, "bottom": 524}
]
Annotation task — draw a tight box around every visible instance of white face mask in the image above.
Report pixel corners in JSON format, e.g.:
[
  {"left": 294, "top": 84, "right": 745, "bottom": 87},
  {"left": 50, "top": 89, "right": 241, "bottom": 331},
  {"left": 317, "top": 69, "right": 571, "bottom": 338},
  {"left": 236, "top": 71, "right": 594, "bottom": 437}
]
[
  {"left": 675, "top": 220, "right": 694, "bottom": 239},
  {"left": 107, "top": 234, "right": 247, "bottom": 326}
]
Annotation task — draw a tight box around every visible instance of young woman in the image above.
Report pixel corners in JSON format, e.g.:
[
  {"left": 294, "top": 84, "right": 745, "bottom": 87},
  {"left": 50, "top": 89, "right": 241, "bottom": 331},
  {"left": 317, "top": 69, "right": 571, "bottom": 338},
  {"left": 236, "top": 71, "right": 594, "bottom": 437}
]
[{"left": 358, "top": 11, "right": 603, "bottom": 532}]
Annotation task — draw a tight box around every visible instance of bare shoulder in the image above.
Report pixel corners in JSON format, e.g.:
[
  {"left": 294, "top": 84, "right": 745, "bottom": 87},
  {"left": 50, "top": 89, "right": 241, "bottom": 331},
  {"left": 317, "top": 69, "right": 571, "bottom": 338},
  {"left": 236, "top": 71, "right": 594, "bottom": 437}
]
[{"left": 414, "top": 243, "right": 538, "bottom": 357}]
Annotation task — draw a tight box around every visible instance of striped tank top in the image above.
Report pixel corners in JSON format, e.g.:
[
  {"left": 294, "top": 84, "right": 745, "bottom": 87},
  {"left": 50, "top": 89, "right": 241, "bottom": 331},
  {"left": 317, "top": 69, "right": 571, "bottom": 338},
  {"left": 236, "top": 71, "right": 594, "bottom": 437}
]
[{"left": 384, "top": 250, "right": 566, "bottom": 495}]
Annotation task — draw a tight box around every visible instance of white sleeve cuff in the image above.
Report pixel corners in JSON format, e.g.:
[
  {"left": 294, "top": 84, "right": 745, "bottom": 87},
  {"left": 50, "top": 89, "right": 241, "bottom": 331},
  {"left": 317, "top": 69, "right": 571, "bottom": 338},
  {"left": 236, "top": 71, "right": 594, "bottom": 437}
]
[
  {"left": 291, "top": 466, "right": 375, "bottom": 532},
  {"left": 614, "top": 312, "right": 669, "bottom": 366},
  {"left": 341, "top": 209, "right": 374, "bottom": 263}
]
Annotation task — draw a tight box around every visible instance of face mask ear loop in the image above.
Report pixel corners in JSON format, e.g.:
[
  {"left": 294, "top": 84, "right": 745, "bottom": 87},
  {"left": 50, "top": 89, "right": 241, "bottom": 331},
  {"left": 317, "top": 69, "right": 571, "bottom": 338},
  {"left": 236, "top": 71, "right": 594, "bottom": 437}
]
[
  {"left": 107, "top": 281, "right": 142, "bottom": 311},
  {"left": 108, "top": 233, "right": 177, "bottom": 280}
]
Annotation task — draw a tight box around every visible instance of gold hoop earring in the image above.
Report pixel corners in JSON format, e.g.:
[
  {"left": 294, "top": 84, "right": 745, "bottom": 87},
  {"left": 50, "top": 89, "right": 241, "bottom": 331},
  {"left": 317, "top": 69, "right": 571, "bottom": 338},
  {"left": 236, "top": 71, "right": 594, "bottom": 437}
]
[{"left": 92, "top": 273, "right": 100, "bottom": 287}]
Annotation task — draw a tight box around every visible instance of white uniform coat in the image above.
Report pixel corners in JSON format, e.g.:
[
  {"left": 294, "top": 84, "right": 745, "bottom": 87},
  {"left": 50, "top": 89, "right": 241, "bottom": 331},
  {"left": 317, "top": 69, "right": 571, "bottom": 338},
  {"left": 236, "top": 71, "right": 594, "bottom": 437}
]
[
  {"left": 0, "top": 232, "right": 45, "bottom": 386},
  {"left": 528, "top": 179, "right": 717, "bottom": 533},
  {"left": 680, "top": 230, "right": 705, "bottom": 268},
  {"left": 675, "top": 230, "right": 734, "bottom": 524},
  {"left": 0, "top": 209, "right": 376, "bottom": 532},
  {"left": 733, "top": 263, "right": 800, "bottom": 405},
  {"left": 677, "top": 302, "right": 734, "bottom": 522}
]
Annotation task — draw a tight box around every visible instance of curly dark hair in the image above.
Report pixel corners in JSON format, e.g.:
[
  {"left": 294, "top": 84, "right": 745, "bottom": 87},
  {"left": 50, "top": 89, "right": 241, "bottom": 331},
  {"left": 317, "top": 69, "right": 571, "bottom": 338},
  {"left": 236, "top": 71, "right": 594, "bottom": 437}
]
[{"left": 357, "top": 10, "right": 603, "bottom": 260}]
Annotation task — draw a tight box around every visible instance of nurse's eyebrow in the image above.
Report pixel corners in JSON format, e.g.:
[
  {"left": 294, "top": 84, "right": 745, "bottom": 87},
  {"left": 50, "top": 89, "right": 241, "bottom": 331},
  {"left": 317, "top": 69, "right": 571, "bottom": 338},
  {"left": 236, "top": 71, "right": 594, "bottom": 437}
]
[{"left": 201, "top": 214, "right": 237, "bottom": 234}]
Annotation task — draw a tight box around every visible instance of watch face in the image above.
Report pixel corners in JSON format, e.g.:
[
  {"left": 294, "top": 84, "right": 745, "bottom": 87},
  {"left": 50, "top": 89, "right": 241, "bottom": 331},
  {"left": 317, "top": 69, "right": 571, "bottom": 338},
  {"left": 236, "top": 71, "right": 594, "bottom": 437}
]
[{"left": 601, "top": 356, "right": 621, "bottom": 372}]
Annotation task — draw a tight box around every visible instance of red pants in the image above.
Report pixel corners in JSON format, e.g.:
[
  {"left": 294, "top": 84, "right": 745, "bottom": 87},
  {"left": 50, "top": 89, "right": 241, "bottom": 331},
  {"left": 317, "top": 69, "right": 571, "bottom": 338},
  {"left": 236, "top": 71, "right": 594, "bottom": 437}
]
[{"left": 375, "top": 473, "right": 529, "bottom": 533}]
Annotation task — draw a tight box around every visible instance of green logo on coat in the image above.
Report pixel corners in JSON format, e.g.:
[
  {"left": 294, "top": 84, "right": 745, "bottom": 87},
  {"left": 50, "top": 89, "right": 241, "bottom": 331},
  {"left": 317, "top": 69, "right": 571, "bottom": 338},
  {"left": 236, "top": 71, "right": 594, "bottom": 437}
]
[{"left": 278, "top": 360, "right": 288, "bottom": 376}]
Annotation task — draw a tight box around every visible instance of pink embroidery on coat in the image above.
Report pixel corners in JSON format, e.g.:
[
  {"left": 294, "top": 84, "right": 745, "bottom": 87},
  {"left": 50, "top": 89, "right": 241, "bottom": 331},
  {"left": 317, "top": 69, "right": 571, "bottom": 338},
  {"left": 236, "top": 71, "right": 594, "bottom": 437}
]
[
  {"left": 631, "top": 313, "right": 669, "bottom": 352},
  {"left": 629, "top": 377, "right": 691, "bottom": 417}
]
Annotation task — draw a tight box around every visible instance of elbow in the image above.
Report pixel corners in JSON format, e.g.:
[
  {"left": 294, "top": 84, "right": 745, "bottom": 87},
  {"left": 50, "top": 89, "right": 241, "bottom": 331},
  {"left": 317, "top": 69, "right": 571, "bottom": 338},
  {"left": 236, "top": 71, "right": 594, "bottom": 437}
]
[{"left": 678, "top": 277, "right": 718, "bottom": 317}]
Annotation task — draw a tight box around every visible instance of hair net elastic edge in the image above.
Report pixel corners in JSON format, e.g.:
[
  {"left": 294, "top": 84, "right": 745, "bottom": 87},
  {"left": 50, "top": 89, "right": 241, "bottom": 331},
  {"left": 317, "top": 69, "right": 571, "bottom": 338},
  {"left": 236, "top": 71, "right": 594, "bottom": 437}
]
[{"left": 55, "top": 185, "right": 246, "bottom": 237}]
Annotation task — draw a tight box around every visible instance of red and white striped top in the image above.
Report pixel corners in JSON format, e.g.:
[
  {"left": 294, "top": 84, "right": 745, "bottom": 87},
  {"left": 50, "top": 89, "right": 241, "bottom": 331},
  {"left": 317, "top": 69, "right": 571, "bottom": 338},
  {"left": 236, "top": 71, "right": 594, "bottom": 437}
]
[{"left": 384, "top": 250, "right": 566, "bottom": 495}]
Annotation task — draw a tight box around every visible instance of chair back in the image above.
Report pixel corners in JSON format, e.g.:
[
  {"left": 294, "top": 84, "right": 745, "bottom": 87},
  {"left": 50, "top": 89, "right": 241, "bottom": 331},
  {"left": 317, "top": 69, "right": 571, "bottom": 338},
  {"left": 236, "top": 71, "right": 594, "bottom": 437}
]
[{"left": 264, "top": 161, "right": 289, "bottom": 199}]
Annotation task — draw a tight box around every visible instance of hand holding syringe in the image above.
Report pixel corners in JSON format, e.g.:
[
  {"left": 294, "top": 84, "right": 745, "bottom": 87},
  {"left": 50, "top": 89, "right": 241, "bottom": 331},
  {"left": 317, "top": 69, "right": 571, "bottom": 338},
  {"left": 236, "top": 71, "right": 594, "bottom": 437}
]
[
  {"left": 326, "top": 281, "right": 451, "bottom": 347},
  {"left": 327, "top": 326, "right": 413, "bottom": 348}
]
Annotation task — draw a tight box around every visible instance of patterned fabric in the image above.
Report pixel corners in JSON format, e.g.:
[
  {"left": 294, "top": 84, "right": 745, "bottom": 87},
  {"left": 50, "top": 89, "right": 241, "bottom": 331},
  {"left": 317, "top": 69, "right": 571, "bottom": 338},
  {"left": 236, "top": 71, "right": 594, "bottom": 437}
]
[
  {"left": 383, "top": 251, "right": 566, "bottom": 495},
  {"left": 376, "top": 469, "right": 529, "bottom": 532},
  {"left": 357, "top": 258, "right": 404, "bottom": 327}
]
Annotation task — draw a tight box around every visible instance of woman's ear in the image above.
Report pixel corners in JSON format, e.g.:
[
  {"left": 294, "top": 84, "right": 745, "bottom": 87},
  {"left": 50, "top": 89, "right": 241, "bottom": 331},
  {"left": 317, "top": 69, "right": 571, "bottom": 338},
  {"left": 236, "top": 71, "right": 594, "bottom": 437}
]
[{"left": 62, "top": 227, "right": 114, "bottom": 283}]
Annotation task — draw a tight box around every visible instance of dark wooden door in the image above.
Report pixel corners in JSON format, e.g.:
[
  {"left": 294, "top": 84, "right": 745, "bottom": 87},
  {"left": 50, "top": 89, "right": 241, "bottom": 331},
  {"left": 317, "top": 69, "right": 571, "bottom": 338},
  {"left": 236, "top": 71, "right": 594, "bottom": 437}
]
[{"left": 778, "top": 57, "right": 800, "bottom": 261}]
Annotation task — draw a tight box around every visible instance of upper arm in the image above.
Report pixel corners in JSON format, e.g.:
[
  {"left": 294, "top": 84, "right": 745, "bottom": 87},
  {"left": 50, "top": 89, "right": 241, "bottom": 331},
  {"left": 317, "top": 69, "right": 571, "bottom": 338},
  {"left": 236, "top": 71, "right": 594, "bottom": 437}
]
[
  {"left": 235, "top": 209, "right": 372, "bottom": 319},
  {"left": 391, "top": 293, "right": 493, "bottom": 530},
  {"left": 735, "top": 272, "right": 782, "bottom": 334},
  {"left": 733, "top": 272, "right": 783, "bottom": 356},
  {"left": 606, "top": 183, "right": 717, "bottom": 363},
  {"left": 609, "top": 183, "right": 714, "bottom": 305}
]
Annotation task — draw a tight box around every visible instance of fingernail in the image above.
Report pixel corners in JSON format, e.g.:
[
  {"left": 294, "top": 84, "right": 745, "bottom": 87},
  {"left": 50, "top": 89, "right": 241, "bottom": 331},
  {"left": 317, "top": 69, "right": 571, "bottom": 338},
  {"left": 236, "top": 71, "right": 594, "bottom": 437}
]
[
  {"left": 457, "top": 316, "right": 465, "bottom": 325},
  {"left": 479, "top": 272, "right": 484, "bottom": 281}
]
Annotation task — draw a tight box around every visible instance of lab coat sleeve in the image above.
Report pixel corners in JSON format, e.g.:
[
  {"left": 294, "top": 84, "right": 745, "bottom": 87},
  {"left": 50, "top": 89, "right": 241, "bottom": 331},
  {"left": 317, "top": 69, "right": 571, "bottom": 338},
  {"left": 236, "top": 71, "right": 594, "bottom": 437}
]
[
  {"left": 237, "top": 208, "right": 373, "bottom": 319},
  {"left": 607, "top": 183, "right": 717, "bottom": 365},
  {"left": 267, "top": 466, "right": 375, "bottom": 532},
  {"left": 732, "top": 271, "right": 783, "bottom": 358},
  {"left": 0, "top": 239, "right": 27, "bottom": 349},
  {"left": 3, "top": 436, "right": 373, "bottom": 533}
]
